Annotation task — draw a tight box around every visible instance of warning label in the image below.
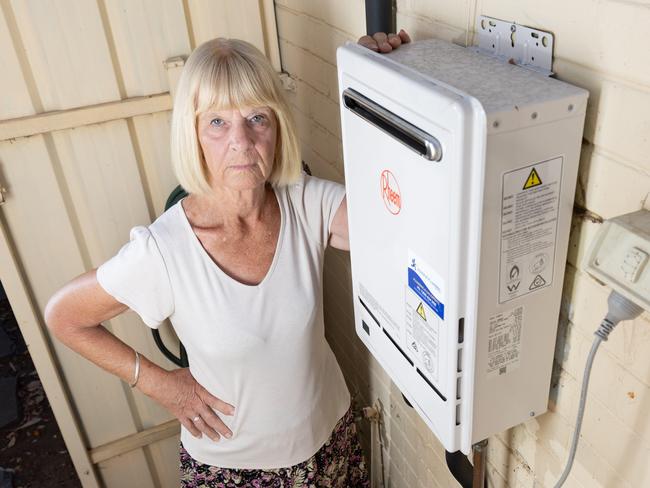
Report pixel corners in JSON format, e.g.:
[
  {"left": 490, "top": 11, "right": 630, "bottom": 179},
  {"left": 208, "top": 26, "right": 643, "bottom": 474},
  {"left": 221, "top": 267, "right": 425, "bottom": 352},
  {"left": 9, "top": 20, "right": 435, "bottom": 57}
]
[
  {"left": 406, "top": 288, "right": 440, "bottom": 382},
  {"left": 498, "top": 157, "right": 563, "bottom": 303},
  {"left": 487, "top": 306, "right": 524, "bottom": 378},
  {"left": 523, "top": 168, "right": 542, "bottom": 189},
  {"left": 405, "top": 250, "right": 445, "bottom": 384},
  {"left": 416, "top": 302, "right": 427, "bottom": 321}
]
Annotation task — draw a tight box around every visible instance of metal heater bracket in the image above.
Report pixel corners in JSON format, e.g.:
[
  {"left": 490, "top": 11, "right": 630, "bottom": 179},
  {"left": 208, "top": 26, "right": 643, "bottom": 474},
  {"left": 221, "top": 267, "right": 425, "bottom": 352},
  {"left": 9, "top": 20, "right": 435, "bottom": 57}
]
[{"left": 472, "top": 15, "right": 555, "bottom": 76}]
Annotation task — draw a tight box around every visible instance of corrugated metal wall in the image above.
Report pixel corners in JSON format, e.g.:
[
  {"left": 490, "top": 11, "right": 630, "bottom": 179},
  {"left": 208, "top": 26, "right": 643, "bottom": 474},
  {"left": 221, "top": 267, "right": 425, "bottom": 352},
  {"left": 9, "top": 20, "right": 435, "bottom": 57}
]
[{"left": 0, "top": 1, "right": 280, "bottom": 486}]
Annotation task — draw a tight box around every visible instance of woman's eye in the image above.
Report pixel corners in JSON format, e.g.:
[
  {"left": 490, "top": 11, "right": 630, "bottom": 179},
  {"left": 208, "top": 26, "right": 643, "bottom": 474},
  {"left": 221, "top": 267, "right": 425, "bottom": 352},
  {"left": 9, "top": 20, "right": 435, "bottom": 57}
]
[
  {"left": 209, "top": 118, "right": 224, "bottom": 127},
  {"left": 249, "top": 114, "right": 267, "bottom": 125}
]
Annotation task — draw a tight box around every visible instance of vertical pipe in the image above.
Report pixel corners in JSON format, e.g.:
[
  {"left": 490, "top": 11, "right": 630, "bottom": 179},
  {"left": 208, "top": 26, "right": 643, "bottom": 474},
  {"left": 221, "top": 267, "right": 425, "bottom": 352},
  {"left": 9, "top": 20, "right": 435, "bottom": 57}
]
[
  {"left": 472, "top": 439, "right": 488, "bottom": 488},
  {"left": 364, "top": 0, "right": 395, "bottom": 35}
]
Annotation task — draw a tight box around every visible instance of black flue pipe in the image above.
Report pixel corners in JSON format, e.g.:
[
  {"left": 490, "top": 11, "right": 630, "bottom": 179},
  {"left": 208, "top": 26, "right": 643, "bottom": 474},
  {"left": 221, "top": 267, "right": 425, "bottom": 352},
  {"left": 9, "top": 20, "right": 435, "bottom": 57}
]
[
  {"left": 445, "top": 450, "right": 474, "bottom": 488},
  {"left": 365, "top": 0, "right": 394, "bottom": 35}
]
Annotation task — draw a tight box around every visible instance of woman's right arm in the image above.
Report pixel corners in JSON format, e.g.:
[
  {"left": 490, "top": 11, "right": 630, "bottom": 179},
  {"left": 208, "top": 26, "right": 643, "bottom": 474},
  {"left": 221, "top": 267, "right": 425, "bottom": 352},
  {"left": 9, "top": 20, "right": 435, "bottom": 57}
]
[{"left": 44, "top": 270, "right": 234, "bottom": 441}]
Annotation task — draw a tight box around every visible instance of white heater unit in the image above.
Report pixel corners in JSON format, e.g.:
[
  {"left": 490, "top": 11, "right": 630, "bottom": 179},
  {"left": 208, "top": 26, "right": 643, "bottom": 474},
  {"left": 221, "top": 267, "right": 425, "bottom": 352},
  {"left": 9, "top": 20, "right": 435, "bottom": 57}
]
[{"left": 337, "top": 38, "right": 588, "bottom": 453}]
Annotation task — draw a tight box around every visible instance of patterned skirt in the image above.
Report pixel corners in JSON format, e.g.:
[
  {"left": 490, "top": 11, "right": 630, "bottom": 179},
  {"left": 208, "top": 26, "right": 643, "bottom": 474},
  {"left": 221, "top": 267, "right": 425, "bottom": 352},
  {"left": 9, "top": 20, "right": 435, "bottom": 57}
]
[{"left": 179, "top": 406, "right": 369, "bottom": 487}]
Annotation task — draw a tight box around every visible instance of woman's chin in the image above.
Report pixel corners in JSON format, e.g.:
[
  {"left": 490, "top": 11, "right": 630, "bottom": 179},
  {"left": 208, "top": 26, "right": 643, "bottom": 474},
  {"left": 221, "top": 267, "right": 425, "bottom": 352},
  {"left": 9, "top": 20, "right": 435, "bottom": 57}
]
[{"left": 221, "top": 173, "right": 267, "bottom": 191}]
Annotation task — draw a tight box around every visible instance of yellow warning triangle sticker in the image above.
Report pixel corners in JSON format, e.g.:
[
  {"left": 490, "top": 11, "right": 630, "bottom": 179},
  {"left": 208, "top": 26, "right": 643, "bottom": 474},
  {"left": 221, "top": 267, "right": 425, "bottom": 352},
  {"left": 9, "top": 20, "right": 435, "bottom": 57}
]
[
  {"left": 523, "top": 168, "right": 542, "bottom": 189},
  {"left": 416, "top": 302, "right": 426, "bottom": 321}
]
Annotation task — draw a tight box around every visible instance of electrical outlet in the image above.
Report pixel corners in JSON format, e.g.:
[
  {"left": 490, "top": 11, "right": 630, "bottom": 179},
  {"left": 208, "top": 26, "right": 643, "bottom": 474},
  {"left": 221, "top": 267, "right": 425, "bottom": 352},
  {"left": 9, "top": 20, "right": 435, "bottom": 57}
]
[{"left": 584, "top": 209, "right": 650, "bottom": 310}]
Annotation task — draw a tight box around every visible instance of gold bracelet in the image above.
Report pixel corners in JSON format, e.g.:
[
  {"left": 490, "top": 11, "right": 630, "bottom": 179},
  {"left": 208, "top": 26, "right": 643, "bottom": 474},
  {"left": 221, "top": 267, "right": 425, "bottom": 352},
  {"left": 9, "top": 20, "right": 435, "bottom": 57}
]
[{"left": 129, "top": 350, "right": 140, "bottom": 388}]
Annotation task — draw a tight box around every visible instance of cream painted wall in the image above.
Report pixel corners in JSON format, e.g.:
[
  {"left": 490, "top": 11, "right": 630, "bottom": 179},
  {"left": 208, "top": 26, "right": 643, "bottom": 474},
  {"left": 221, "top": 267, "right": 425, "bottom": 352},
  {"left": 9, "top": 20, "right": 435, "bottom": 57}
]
[{"left": 275, "top": 0, "right": 650, "bottom": 486}]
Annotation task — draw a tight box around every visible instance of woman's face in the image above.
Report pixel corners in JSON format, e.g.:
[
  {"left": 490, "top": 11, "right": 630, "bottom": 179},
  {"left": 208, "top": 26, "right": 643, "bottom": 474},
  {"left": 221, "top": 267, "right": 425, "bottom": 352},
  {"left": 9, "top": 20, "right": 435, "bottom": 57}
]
[{"left": 196, "top": 106, "right": 277, "bottom": 192}]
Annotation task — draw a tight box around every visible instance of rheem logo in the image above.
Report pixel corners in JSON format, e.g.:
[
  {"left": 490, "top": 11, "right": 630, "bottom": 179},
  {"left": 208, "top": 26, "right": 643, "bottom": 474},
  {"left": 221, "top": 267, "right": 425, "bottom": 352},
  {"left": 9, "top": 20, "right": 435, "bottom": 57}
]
[{"left": 380, "top": 170, "right": 401, "bottom": 214}]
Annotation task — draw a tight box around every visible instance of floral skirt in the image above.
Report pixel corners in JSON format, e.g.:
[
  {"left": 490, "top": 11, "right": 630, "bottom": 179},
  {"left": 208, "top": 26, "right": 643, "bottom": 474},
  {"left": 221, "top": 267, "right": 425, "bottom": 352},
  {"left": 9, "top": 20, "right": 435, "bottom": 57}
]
[{"left": 179, "top": 406, "right": 369, "bottom": 487}]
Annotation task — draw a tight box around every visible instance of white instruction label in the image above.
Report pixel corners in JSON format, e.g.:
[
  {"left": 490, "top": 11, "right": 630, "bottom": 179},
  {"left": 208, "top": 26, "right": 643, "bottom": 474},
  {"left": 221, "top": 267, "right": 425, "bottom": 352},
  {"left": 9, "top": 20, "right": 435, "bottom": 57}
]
[
  {"left": 487, "top": 306, "right": 523, "bottom": 378},
  {"left": 499, "top": 157, "right": 563, "bottom": 303},
  {"left": 405, "top": 288, "right": 441, "bottom": 383},
  {"left": 405, "top": 250, "right": 445, "bottom": 384}
]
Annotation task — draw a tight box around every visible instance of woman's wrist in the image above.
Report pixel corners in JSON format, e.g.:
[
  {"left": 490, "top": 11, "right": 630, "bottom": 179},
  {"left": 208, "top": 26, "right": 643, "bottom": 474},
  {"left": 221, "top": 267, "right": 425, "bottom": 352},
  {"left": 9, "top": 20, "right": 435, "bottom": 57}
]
[{"left": 133, "top": 354, "right": 169, "bottom": 399}]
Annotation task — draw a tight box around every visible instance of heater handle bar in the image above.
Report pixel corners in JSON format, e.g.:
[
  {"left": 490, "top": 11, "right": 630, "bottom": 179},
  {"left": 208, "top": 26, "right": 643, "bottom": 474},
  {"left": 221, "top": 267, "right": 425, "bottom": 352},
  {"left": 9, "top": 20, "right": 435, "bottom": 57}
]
[{"left": 342, "top": 88, "right": 442, "bottom": 162}]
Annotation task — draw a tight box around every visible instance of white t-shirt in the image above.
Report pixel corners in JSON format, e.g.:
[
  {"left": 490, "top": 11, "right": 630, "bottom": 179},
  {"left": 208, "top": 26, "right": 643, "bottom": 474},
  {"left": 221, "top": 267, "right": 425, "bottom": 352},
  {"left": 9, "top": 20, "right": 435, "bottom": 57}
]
[{"left": 96, "top": 174, "right": 351, "bottom": 469}]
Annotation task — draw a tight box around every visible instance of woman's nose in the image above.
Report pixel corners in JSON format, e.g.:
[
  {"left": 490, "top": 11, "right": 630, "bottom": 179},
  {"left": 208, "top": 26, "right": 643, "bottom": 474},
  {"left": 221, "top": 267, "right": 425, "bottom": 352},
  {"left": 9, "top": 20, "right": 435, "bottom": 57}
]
[{"left": 228, "top": 122, "right": 255, "bottom": 152}]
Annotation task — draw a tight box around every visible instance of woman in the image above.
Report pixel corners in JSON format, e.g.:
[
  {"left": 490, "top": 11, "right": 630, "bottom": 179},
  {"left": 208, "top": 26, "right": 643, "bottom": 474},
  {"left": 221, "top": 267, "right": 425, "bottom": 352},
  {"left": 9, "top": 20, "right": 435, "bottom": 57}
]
[{"left": 45, "top": 31, "right": 410, "bottom": 487}]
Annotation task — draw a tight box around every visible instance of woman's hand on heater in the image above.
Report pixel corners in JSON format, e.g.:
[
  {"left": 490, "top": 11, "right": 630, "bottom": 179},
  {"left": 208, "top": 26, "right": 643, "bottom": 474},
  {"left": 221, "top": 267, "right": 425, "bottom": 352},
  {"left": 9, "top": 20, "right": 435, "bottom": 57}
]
[{"left": 358, "top": 29, "right": 411, "bottom": 53}]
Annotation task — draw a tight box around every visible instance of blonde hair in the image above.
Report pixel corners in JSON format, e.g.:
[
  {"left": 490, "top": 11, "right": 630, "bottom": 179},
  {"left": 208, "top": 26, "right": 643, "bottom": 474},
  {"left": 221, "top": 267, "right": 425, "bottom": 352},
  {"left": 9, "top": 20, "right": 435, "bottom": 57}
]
[{"left": 170, "top": 38, "right": 301, "bottom": 195}]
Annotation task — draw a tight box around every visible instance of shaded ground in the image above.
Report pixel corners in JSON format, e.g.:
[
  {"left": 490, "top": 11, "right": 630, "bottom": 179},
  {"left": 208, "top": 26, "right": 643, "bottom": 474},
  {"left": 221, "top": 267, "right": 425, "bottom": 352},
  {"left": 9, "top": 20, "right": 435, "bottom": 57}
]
[{"left": 0, "top": 296, "right": 81, "bottom": 488}]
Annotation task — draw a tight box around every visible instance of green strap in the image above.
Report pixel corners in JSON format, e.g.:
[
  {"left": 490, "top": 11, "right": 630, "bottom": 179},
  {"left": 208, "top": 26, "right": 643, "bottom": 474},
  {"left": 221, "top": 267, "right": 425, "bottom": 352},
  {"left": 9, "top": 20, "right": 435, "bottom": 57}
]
[{"left": 164, "top": 185, "right": 188, "bottom": 211}]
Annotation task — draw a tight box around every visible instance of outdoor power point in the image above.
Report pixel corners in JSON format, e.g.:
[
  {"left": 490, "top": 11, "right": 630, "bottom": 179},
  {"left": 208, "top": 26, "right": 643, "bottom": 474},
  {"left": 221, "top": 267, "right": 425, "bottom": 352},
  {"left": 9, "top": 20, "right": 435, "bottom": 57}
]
[{"left": 584, "top": 209, "right": 650, "bottom": 310}]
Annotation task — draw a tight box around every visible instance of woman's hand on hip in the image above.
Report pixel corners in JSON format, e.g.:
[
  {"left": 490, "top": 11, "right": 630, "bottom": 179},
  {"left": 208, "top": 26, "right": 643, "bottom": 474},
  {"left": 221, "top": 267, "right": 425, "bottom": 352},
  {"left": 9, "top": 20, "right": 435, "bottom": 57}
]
[
  {"left": 157, "top": 368, "right": 235, "bottom": 441},
  {"left": 358, "top": 29, "right": 411, "bottom": 53}
]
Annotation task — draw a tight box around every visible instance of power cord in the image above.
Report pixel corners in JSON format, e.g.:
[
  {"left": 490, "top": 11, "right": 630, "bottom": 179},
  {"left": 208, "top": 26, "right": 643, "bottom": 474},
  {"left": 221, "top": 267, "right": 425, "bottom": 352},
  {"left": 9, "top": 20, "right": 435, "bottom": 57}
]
[{"left": 554, "top": 290, "right": 644, "bottom": 487}]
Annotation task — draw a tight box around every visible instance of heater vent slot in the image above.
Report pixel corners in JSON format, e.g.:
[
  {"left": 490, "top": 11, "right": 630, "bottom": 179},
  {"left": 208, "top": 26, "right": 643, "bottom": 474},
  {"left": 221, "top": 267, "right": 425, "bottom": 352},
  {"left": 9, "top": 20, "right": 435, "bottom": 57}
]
[
  {"left": 417, "top": 368, "right": 447, "bottom": 402},
  {"left": 359, "top": 297, "right": 380, "bottom": 327},
  {"left": 383, "top": 328, "right": 414, "bottom": 366}
]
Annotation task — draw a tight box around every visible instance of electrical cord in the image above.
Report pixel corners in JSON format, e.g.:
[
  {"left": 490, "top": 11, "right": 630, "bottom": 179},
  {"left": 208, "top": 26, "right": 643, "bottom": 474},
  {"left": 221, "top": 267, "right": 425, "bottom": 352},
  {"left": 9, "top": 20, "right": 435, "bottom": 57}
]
[{"left": 554, "top": 290, "right": 644, "bottom": 487}]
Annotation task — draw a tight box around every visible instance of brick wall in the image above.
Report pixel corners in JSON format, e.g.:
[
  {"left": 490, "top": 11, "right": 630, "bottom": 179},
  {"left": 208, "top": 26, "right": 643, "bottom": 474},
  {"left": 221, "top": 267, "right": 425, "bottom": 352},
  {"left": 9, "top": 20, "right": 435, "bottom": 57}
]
[{"left": 275, "top": 0, "right": 650, "bottom": 486}]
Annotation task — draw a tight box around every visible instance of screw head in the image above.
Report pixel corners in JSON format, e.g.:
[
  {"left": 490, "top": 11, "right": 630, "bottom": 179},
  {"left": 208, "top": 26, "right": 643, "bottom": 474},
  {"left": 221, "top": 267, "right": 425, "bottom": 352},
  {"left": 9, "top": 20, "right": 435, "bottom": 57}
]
[
  {"left": 530, "top": 411, "right": 535, "bottom": 417},
  {"left": 493, "top": 120, "right": 500, "bottom": 128}
]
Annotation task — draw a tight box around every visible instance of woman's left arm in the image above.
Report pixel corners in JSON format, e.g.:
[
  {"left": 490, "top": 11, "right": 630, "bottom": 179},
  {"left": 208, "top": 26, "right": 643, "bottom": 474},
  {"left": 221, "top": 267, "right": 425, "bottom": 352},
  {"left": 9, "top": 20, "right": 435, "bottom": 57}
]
[{"left": 329, "top": 197, "right": 349, "bottom": 251}]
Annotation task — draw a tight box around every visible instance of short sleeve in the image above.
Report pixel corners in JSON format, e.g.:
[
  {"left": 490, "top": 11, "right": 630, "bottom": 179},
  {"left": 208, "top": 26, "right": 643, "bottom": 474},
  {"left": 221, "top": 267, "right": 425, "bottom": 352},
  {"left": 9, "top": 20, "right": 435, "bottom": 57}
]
[
  {"left": 96, "top": 226, "right": 174, "bottom": 329},
  {"left": 299, "top": 175, "right": 346, "bottom": 247}
]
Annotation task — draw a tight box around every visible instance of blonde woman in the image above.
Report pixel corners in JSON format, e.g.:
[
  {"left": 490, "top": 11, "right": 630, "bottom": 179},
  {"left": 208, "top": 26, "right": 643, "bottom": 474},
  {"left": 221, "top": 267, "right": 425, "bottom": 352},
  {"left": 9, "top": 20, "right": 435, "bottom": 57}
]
[{"left": 45, "top": 32, "right": 409, "bottom": 487}]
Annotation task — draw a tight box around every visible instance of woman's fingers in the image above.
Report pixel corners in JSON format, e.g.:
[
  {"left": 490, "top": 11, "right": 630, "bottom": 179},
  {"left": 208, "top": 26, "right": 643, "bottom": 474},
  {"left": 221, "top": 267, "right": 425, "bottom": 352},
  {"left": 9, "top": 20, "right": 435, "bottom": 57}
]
[
  {"left": 387, "top": 33, "right": 402, "bottom": 49},
  {"left": 372, "top": 32, "right": 392, "bottom": 53},
  {"left": 197, "top": 385, "right": 235, "bottom": 416},
  {"left": 198, "top": 405, "right": 233, "bottom": 441},
  {"left": 181, "top": 417, "right": 203, "bottom": 439},
  {"left": 190, "top": 383, "right": 235, "bottom": 440},
  {"left": 358, "top": 30, "right": 412, "bottom": 53},
  {"left": 398, "top": 29, "right": 411, "bottom": 43},
  {"left": 159, "top": 368, "right": 236, "bottom": 441},
  {"left": 184, "top": 402, "right": 233, "bottom": 441},
  {"left": 191, "top": 414, "right": 221, "bottom": 441},
  {"left": 357, "top": 34, "right": 379, "bottom": 51}
]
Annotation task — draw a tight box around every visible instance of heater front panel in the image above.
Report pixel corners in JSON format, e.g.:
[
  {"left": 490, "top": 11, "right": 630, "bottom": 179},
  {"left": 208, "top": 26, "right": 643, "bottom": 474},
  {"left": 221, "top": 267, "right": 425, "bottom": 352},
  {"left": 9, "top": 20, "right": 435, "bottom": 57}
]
[{"left": 339, "top": 59, "right": 477, "bottom": 449}]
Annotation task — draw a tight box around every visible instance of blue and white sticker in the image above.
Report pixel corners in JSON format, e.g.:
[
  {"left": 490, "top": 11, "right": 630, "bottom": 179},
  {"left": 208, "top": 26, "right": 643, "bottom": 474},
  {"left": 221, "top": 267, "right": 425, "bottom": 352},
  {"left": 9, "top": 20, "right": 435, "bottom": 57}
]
[
  {"left": 405, "top": 250, "right": 446, "bottom": 384},
  {"left": 407, "top": 250, "right": 445, "bottom": 320}
]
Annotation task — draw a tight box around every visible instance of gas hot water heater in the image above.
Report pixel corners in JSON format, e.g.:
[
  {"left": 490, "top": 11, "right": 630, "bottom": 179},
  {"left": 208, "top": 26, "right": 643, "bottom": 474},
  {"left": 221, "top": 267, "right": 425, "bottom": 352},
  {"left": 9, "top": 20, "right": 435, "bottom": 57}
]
[{"left": 338, "top": 36, "right": 588, "bottom": 453}]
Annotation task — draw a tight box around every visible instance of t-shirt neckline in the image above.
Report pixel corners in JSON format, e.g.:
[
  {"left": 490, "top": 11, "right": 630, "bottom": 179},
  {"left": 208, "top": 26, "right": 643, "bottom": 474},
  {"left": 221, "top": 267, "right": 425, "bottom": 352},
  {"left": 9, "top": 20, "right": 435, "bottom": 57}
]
[{"left": 176, "top": 186, "right": 284, "bottom": 289}]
